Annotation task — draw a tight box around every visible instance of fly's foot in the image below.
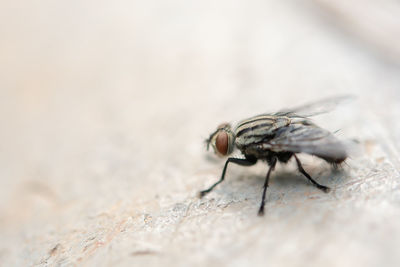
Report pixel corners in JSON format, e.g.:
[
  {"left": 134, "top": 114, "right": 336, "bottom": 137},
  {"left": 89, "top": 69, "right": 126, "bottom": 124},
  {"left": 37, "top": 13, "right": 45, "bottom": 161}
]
[
  {"left": 317, "top": 185, "right": 331, "bottom": 193},
  {"left": 198, "top": 190, "right": 209, "bottom": 198},
  {"left": 257, "top": 207, "right": 265, "bottom": 216}
]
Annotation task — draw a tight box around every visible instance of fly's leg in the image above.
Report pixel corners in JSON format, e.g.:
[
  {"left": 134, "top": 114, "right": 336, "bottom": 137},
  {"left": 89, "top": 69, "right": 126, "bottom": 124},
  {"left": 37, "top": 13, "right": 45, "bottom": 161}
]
[
  {"left": 199, "top": 157, "right": 257, "bottom": 198},
  {"left": 294, "top": 154, "right": 330, "bottom": 193},
  {"left": 258, "top": 157, "right": 277, "bottom": 216}
]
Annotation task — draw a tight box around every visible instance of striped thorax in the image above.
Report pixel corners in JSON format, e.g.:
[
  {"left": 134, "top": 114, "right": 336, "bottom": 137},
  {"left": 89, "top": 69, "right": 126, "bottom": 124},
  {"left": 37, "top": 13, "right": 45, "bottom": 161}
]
[{"left": 235, "top": 115, "right": 291, "bottom": 150}]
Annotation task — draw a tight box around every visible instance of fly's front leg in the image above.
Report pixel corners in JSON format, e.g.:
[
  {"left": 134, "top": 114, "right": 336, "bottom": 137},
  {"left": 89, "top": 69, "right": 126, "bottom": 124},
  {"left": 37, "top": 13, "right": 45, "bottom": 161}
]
[
  {"left": 199, "top": 156, "right": 257, "bottom": 198},
  {"left": 294, "top": 154, "right": 330, "bottom": 193}
]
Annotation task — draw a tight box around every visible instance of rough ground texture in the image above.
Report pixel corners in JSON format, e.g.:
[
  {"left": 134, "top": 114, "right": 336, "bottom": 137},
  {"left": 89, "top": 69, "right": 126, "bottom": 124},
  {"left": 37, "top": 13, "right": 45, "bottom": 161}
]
[{"left": 1, "top": 0, "right": 400, "bottom": 266}]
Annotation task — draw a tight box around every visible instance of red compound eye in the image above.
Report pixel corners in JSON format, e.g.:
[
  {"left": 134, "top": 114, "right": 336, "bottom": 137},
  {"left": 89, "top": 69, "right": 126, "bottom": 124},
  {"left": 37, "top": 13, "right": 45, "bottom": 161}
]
[{"left": 215, "top": 132, "right": 228, "bottom": 155}]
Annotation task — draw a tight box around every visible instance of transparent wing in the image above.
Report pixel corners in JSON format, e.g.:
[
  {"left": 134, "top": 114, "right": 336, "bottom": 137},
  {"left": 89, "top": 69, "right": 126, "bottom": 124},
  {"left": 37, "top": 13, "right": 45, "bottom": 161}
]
[
  {"left": 274, "top": 95, "right": 354, "bottom": 118},
  {"left": 256, "top": 122, "right": 347, "bottom": 163}
]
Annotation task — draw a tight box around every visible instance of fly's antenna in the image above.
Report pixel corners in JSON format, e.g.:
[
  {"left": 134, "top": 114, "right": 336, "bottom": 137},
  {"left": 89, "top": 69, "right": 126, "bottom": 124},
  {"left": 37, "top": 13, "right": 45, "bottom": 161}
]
[
  {"left": 205, "top": 138, "right": 211, "bottom": 150},
  {"left": 205, "top": 129, "right": 219, "bottom": 151}
]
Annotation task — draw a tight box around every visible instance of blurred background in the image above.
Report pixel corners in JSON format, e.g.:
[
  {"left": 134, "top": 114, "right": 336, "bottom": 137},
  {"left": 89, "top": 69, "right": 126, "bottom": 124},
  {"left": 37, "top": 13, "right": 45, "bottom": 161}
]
[{"left": 1, "top": 0, "right": 400, "bottom": 266}]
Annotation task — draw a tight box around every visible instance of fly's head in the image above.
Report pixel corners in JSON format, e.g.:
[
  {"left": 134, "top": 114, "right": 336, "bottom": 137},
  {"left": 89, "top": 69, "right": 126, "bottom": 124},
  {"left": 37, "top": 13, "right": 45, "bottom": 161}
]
[{"left": 206, "top": 123, "right": 235, "bottom": 157}]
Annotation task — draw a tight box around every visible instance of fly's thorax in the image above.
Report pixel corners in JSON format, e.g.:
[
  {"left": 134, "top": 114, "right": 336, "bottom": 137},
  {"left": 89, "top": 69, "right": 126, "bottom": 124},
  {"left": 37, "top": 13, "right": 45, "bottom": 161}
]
[
  {"left": 207, "top": 123, "right": 235, "bottom": 157},
  {"left": 234, "top": 115, "right": 291, "bottom": 149}
]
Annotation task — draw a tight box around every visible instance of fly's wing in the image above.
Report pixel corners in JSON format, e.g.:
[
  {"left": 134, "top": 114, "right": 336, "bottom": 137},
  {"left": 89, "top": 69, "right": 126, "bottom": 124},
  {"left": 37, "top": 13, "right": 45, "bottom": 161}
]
[
  {"left": 256, "top": 122, "right": 347, "bottom": 163},
  {"left": 275, "top": 95, "right": 354, "bottom": 118}
]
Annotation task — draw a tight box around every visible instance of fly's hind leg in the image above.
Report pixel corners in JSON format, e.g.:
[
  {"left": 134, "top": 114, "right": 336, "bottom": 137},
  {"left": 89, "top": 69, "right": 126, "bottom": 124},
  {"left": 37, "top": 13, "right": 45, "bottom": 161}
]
[
  {"left": 199, "top": 156, "right": 257, "bottom": 198},
  {"left": 294, "top": 154, "right": 330, "bottom": 193}
]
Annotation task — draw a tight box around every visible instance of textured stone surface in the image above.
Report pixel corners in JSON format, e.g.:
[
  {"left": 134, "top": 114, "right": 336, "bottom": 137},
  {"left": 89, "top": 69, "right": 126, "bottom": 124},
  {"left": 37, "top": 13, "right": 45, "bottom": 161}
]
[{"left": 1, "top": 1, "right": 400, "bottom": 266}]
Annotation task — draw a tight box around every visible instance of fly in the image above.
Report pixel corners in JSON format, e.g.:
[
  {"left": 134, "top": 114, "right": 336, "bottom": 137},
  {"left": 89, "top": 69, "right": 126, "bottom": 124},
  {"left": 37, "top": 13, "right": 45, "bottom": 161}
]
[{"left": 200, "top": 96, "right": 351, "bottom": 216}]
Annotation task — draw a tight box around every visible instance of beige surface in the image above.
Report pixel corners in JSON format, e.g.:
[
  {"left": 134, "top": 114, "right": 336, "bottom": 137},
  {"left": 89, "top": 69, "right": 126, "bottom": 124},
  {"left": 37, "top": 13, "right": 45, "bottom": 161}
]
[{"left": 1, "top": 1, "right": 400, "bottom": 266}]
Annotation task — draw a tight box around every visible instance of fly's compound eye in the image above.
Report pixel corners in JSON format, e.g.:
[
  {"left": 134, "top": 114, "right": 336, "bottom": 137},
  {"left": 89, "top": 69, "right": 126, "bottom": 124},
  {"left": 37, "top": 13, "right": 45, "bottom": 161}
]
[
  {"left": 206, "top": 123, "right": 234, "bottom": 157},
  {"left": 215, "top": 131, "right": 228, "bottom": 156}
]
